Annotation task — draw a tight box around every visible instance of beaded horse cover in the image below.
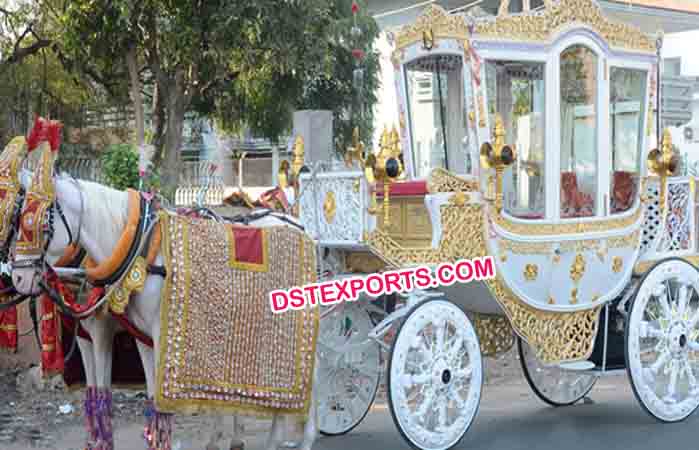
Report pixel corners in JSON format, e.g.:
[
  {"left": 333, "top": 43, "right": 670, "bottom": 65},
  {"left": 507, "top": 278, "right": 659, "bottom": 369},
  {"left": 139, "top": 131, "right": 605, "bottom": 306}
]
[{"left": 155, "top": 213, "right": 318, "bottom": 417}]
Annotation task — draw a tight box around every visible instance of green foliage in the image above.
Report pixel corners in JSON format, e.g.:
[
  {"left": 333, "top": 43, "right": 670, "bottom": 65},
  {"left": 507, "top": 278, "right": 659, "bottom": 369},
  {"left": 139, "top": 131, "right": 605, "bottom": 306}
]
[
  {"left": 296, "top": 0, "right": 381, "bottom": 155},
  {"left": 100, "top": 144, "right": 140, "bottom": 191}
]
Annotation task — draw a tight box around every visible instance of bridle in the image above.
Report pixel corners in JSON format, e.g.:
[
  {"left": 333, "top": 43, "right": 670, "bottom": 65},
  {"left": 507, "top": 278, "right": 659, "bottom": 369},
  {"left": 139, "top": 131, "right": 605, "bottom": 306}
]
[{"left": 13, "top": 176, "right": 83, "bottom": 272}]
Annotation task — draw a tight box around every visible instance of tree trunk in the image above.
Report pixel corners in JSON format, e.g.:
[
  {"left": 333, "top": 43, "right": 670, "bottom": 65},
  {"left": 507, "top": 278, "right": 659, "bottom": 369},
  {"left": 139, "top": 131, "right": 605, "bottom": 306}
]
[
  {"left": 161, "top": 77, "right": 187, "bottom": 190},
  {"left": 151, "top": 83, "right": 166, "bottom": 169},
  {"left": 126, "top": 47, "right": 144, "bottom": 147}
]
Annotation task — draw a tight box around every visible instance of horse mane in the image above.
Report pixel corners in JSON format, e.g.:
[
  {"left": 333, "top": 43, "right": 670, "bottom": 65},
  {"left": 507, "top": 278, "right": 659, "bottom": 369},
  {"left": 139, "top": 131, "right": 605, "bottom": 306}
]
[{"left": 57, "top": 174, "right": 130, "bottom": 241}]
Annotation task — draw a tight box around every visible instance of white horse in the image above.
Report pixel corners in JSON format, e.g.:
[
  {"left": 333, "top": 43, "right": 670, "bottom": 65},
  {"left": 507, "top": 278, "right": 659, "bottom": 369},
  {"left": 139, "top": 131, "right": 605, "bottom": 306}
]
[{"left": 11, "top": 174, "right": 320, "bottom": 450}]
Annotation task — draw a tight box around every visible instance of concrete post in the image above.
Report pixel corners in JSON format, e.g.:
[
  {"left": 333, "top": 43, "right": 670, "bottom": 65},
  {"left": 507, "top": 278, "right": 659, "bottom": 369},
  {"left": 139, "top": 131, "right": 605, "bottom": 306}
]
[{"left": 272, "top": 145, "right": 280, "bottom": 186}]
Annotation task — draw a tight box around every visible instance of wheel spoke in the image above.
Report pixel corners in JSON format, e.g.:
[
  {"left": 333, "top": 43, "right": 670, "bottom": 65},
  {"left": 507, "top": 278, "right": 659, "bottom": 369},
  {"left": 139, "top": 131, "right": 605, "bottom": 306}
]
[
  {"left": 689, "top": 307, "right": 699, "bottom": 329},
  {"left": 435, "top": 319, "right": 446, "bottom": 353},
  {"left": 453, "top": 365, "right": 473, "bottom": 381},
  {"left": 437, "top": 396, "right": 447, "bottom": 429},
  {"left": 657, "top": 286, "right": 673, "bottom": 320},
  {"left": 445, "top": 333, "right": 464, "bottom": 363},
  {"left": 415, "top": 389, "right": 436, "bottom": 422},
  {"left": 683, "top": 357, "right": 698, "bottom": 392},
  {"left": 665, "top": 361, "right": 679, "bottom": 402},
  {"left": 677, "top": 285, "right": 689, "bottom": 318},
  {"left": 640, "top": 320, "right": 664, "bottom": 339},
  {"left": 400, "top": 373, "right": 430, "bottom": 388},
  {"left": 651, "top": 350, "right": 671, "bottom": 374}
]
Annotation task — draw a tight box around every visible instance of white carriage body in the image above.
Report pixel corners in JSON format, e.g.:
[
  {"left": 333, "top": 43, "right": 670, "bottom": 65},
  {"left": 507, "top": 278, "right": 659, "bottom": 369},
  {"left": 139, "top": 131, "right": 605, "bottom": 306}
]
[{"left": 298, "top": 2, "right": 699, "bottom": 445}]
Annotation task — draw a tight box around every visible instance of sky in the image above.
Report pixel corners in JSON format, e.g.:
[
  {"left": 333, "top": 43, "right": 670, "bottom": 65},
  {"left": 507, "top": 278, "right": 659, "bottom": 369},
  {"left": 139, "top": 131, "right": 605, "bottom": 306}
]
[{"left": 665, "top": 30, "right": 699, "bottom": 77}]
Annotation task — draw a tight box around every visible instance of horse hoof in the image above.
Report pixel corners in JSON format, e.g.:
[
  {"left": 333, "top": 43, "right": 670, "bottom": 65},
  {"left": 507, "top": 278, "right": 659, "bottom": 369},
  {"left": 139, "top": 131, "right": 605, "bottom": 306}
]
[{"left": 279, "top": 441, "right": 300, "bottom": 449}]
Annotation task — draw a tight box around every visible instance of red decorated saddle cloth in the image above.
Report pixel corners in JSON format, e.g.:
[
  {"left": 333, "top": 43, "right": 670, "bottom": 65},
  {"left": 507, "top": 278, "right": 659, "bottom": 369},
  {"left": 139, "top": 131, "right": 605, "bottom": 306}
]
[{"left": 155, "top": 213, "right": 318, "bottom": 417}]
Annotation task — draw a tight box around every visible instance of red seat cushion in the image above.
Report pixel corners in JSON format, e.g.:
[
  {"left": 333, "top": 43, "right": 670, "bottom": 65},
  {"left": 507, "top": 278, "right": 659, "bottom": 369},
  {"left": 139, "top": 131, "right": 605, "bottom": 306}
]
[{"left": 374, "top": 180, "right": 428, "bottom": 197}]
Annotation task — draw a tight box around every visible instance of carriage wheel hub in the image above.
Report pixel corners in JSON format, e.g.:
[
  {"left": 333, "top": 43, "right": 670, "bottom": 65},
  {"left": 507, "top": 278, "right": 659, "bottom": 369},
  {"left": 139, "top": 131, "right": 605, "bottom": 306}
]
[
  {"left": 441, "top": 369, "right": 452, "bottom": 385},
  {"left": 433, "top": 359, "right": 452, "bottom": 386},
  {"left": 668, "top": 323, "right": 689, "bottom": 354}
]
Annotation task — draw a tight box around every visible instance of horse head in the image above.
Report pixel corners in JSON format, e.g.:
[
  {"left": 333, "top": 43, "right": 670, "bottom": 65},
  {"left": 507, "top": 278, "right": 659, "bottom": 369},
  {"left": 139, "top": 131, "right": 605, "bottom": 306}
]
[{"left": 12, "top": 119, "right": 82, "bottom": 295}]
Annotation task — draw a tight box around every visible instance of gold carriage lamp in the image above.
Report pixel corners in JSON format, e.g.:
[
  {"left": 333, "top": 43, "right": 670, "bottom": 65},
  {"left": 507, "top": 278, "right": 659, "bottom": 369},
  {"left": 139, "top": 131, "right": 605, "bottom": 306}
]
[
  {"left": 362, "top": 126, "right": 404, "bottom": 226},
  {"left": 276, "top": 135, "right": 307, "bottom": 216},
  {"left": 646, "top": 128, "right": 677, "bottom": 211},
  {"left": 480, "top": 114, "right": 516, "bottom": 213}
]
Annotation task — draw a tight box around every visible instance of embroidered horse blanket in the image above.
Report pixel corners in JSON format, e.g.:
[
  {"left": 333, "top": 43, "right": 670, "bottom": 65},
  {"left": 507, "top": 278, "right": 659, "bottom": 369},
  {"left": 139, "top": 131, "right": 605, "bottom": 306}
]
[{"left": 155, "top": 214, "right": 318, "bottom": 417}]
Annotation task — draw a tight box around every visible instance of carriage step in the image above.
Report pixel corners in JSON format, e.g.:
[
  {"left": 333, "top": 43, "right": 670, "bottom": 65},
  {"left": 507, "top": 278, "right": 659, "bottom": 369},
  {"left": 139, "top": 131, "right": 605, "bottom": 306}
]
[{"left": 558, "top": 361, "right": 595, "bottom": 371}]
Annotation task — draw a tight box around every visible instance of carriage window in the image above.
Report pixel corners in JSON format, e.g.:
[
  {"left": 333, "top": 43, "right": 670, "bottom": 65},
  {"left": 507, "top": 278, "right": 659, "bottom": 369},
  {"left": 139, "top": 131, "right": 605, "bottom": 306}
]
[
  {"left": 610, "top": 67, "right": 647, "bottom": 214},
  {"left": 405, "top": 55, "right": 469, "bottom": 178},
  {"left": 560, "top": 45, "right": 598, "bottom": 218},
  {"left": 485, "top": 60, "right": 546, "bottom": 219}
]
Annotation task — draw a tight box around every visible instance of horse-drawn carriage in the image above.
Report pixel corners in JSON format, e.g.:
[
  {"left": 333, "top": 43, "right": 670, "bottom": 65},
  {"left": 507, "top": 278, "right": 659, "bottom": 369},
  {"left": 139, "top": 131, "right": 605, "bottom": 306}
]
[{"left": 295, "top": 1, "right": 699, "bottom": 449}]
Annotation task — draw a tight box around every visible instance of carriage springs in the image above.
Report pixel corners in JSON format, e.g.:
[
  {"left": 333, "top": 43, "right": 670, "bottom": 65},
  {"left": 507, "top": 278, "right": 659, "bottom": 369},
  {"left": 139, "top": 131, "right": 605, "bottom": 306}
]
[{"left": 270, "top": 256, "right": 496, "bottom": 313}]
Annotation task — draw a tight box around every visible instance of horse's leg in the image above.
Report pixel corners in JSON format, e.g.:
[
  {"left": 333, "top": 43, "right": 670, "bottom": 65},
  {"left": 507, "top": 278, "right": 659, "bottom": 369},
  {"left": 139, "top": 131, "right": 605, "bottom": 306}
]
[
  {"left": 264, "top": 413, "right": 286, "bottom": 450},
  {"left": 228, "top": 415, "right": 245, "bottom": 450},
  {"left": 82, "top": 315, "right": 117, "bottom": 450},
  {"left": 135, "top": 341, "right": 160, "bottom": 447},
  {"left": 77, "top": 337, "right": 100, "bottom": 450},
  {"left": 129, "top": 271, "right": 175, "bottom": 450},
  {"left": 298, "top": 358, "right": 320, "bottom": 450}
]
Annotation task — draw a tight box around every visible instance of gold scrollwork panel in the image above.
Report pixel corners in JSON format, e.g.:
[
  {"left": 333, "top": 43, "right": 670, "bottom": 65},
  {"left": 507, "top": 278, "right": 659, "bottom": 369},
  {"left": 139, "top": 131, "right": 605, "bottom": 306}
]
[
  {"left": 469, "top": 313, "right": 515, "bottom": 357},
  {"left": 474, "top": 0, "right": 655, "bottom": 54},
  {"left": 368, "top": 202, "right": 601, "bottom": 363}
]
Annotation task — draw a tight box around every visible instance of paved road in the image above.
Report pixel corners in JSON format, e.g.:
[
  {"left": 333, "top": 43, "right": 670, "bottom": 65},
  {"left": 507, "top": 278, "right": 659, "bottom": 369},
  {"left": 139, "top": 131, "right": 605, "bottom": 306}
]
[
  {"left": 7, "top": 376, "right": 698, "bottom": 450},
  {"left": 316, "top": 377, "right": 698, "bottom": 450}
]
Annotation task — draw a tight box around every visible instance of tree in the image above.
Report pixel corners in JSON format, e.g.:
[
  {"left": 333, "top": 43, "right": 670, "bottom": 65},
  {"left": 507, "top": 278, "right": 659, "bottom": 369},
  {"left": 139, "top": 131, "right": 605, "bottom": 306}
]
[
  {"left": 296, "top": 0, "right": 380, "bottom": 156},
  {"left": 58, "top": 0, "right": 338, "bottom": 189}
]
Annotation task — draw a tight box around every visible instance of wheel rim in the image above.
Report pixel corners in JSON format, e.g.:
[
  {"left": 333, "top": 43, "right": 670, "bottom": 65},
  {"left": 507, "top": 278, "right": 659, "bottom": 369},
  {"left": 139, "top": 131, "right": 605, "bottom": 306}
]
[
  {"left": 519, "top": 338, "right": 596, "bottom": 406},
  {"left": 389, "top": 300, "right": 482, "bottom": 450},
  {"left": 627, "top": 259, "right": 699, "bottom": 422},
  {"left": 318, "top": 302, "right": 382, "bottom": 435}
]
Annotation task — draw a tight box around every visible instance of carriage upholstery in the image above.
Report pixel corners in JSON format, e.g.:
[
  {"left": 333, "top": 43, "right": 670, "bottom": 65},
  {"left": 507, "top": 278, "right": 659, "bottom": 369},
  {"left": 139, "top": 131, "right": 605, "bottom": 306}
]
[{"left": 155, "top": 212, "right": 318, "bottom": 416}]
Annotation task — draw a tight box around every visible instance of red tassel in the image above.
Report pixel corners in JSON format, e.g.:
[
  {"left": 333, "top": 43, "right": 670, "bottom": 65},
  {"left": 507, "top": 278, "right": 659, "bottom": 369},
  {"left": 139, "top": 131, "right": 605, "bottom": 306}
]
[
  {"left": 27, "top": 115, "right": 48, "bottom": 151},
  {"left": 352, "top": 2, "right": 359, "bottom": 14},
  {"left": 48, "top": 120, "right": 64, "bottom": 152},
  {"left": 40, "top": 295, "right": 64, "bottom": 377},
  {"left": 0, "top": 306, "right": 18, "bottom": 353}
]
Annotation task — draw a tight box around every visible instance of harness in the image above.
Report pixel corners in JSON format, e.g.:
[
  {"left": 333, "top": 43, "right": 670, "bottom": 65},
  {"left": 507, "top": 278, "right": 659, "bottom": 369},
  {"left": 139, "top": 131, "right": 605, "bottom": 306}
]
[{"left": 20, "top": 181, "right": 305, "bottom": 351}]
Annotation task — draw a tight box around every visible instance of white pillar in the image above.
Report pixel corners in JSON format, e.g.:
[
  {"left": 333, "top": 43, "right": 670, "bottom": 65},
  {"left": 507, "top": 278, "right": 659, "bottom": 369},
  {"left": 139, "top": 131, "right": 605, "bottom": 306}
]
[{"left": 272, "top": 145, "right": 280, "bottom": 186}]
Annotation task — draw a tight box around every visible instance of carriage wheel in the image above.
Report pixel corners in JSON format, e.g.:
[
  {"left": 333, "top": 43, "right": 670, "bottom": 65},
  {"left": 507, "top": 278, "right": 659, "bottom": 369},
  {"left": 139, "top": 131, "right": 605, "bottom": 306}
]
[
  {"left": 518, "top": 337, "right": 597, "bottom": 406},
  {"left": 317, "top": 302, "right": 382, "bottom": 436},
  {"left": 626, "top": 258, "right": 699, "bottom": 422},
  {"left": 388, "top": 299, "right": 482, "bottom": 450}
]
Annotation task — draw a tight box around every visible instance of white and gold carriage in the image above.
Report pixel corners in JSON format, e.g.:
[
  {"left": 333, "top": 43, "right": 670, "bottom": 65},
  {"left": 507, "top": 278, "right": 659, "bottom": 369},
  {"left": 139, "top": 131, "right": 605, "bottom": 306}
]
[{"left": 294, "top": 1, "right": 699, "bottom": 449}]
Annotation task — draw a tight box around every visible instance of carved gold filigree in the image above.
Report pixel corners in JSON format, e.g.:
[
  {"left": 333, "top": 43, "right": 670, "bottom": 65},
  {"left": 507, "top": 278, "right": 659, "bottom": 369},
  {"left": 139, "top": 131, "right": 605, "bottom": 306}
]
[
  {"left": 607, "top": 230, "right": 641, "bottom": 248},
  {"left": 427, "top": 167, "right": 479, "bottom": 193},
  {"left": 634, "top": 256, "right": 699, "bottom": 275},
  {"left": 478, "top": 93, "right": 486, "bottom": 128},
  {"left": 368, "top": 202, "right": 601, "bottom": 363},
  {"left": 450, "top": 190, "right": 469, "bottom": 206},
  {"left": 612, "top": 256, "right": 623, "bottom": 273},
  {"left": 523, "top": 264, "right": 538, "bottom": 281},
  {"left": 323, "top": 191, "right": 336, "bottom": 224},
  {"left": 492, "top": 205, "right": 642, "bottom": 236},
  {"left": 393, "top": 5, "right": 470, "bottom": 52},
  {"left": 474, "top": 0, "right": 655, "bottom": 54},
  {"left": 469, "top": 313, "right": 515, "bottom": 357},
  {"left": 498, "top": 240, "right": 551, "bottom": 255},
  {"left": 570, "top": 254, "right": 586, "bottom": 283}
]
